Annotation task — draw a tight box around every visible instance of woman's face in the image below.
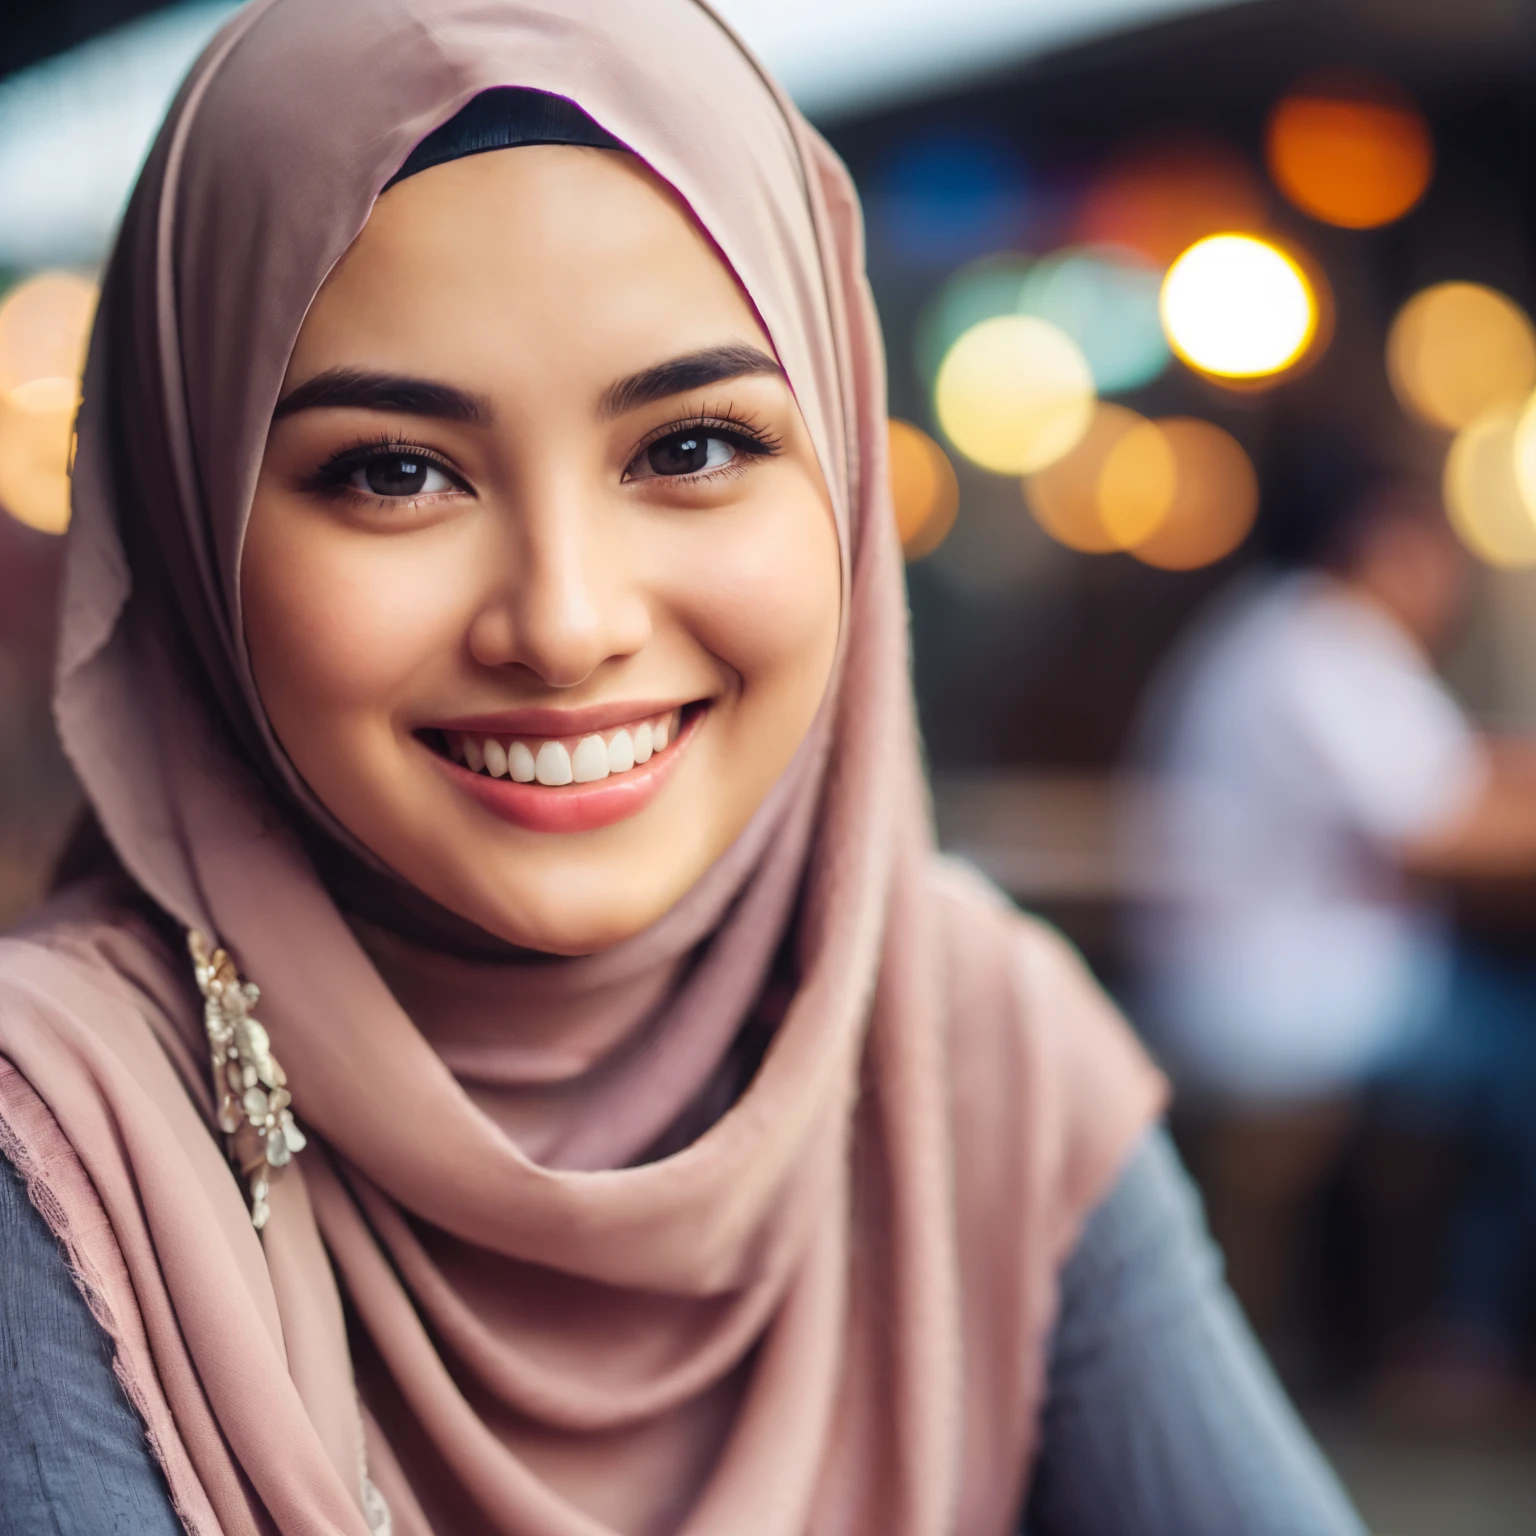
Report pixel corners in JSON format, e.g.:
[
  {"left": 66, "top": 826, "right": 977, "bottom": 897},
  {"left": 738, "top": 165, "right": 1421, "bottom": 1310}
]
[{"left": 244, "top": 147, "right": 841, "bottom": 954}]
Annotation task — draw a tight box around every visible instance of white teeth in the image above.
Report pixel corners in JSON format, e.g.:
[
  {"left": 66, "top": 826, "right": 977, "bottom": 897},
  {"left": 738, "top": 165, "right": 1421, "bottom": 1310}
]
[
  {"left": 607, "top": 729, "right": 635, "bottom": 774},
  {"left": 572, "top": 734, "right": 609, "bottom": 783},
  {"left": 534, "top": 741, "right": 573, "bottom": 786},
  {"left": 452, "top": 710, "right": 687, "bottom": 784}
]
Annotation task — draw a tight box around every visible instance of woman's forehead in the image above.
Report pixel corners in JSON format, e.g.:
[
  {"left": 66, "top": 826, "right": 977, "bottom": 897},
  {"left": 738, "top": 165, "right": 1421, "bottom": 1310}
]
[{"left": 290, "top": 147, "right": 777, "bottom": 391}]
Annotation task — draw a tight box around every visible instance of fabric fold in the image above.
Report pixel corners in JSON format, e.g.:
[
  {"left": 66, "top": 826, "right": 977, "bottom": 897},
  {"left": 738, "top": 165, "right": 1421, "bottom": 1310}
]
[{"left": 0, "top": 2, "right": 1165, "bottom": 1532}]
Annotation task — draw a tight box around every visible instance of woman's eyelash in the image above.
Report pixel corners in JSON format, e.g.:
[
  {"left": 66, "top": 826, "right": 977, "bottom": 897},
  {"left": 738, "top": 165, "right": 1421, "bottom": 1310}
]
[
  {"left": 628, "top": 411, "right": 784, "bottom": 474},
  {"left": 648, "top": 410, "right": 781, "bottom": 451},
  {"left": 302, "top": 436, "right": 466, "bottom": 497}
]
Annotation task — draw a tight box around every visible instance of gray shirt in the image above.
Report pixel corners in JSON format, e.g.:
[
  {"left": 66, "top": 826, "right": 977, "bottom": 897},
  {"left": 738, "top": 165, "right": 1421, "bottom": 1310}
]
[{"left": 0, "top": 1127, "right": 1364, "bottom": 1535}]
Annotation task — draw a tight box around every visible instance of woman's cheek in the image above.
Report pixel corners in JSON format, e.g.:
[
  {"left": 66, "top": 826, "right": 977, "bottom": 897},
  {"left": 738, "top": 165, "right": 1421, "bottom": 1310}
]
[
  {"left": 247, "top": 510, "right": 472, "bottom": 721},
  {"left": 678, "top": 492, "right": 841, "bottom": 687}
]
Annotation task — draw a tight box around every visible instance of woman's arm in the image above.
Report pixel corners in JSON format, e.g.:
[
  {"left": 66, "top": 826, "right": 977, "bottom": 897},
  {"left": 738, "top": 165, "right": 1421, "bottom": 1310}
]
[
  {"left": 0, "top": 1153, "right": 184, "bottom": 1536},
  {"left": 1023, "top": 1127, "right": 1366, "bottom": 1536}
]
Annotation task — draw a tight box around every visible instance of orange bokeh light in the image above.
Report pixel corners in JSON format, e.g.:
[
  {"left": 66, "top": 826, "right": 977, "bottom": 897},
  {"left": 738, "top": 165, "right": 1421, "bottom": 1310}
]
[
  {"left": 0, "top": 376, "right": 77, "bottom": 536},
  {"left": 1387, "top": 282, "right": 1536, "bottom": 432},
  {"left": 1025, "top": 403, "right": 1171, "bottom": 554},
  {"left": 888, "top": 418, "right": 960, "bottom": 560},
  {"left": 1128, "top": 418, "right": 1258, "bottom": 570},
  {"left": 1266, "top": 73, "right": 1433, "bottom": 230},
  {"left": 1077, "top": 134, "right": 1270, "bottom": 267},
  {"left": 0, "top": 271, "right": 97, "bottom": 535}
]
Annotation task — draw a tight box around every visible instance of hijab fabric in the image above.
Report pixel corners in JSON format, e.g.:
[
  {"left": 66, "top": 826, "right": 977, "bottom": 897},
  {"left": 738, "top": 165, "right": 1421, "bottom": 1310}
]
[{"left": 0, "top": 2, "right": 1164, "bottom": 1533}]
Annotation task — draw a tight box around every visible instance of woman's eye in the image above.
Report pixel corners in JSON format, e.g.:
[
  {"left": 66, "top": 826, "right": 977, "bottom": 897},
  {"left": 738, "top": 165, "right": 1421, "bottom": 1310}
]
[
  {"left": 636, "top": 431, "right": 738, "bottom": 479},
  {"left": 347, "top": 453, "right": 458, "bottom": 499}
]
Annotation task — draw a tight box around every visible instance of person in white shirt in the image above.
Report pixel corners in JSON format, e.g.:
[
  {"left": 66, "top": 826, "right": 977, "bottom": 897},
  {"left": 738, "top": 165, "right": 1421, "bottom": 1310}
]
[{"left": 1126, "top": 444, "right": 1536, "bottom": 1399}]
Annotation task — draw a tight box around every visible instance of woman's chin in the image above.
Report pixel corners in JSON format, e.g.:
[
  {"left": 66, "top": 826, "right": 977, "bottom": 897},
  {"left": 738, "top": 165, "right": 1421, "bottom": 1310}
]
[{"left": 417, "top": 850, "right": 696, "bottom": 956}]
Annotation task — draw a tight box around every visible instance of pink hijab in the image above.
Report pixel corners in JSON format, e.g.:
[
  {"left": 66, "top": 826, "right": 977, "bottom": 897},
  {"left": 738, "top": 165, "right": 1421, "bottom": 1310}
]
[{"left": 0, "top": 2, "right": 1163, "bottom": 1533}]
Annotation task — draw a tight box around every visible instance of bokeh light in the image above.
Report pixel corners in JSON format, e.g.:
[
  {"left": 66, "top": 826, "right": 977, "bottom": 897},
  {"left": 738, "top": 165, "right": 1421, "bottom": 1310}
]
[
  {"left": 1017, "top": 245, "right": 1169, "bottom": 395},
  {"left": 1024, "top": 403, "right": 1172, "bottom": 554},
  {"left": 867, "top": 131, "right": 1030, "bottom": 268},
  {"left": 0, "top": 270, "right": 97, "bottom": 393},
  {"left": 1387, "top": 282, "right": 1536, "bottom": 432},
  {"left": 0, "top": 376, "right": 77, "bottom": 535},
  {"left": 1445, "top": 410, "right": 1536, "bottom": 568},
  {"left": 1076, "top": 134, "right": 1270, "bottom": 267},
  {"left": 1265, "top": 72, "right": 1433, "bottom": 230},
  {"left": 1161, "top": 234, "right": 1318, "bottom": 380},
  {"left": 1100, "top": 419, "right": 1179, "bottom": 546},
  {"left": 0, "top": 270, "right": 96, "bottom": 535},
  {"left": 933, "top": 315, "right": 1095, "bottom": 476},
  {"left": 913, "top": 254, "right": 1033, "bottom": 388},
  {"left": 1513, "top": 393, "right": 1536, "bottom": 523},
  {"left": 888, "top": 417, "right": 960, "bottom": 560},
  {"left": 1126, "top": 418, "right": 1258, "bottom": 570}
]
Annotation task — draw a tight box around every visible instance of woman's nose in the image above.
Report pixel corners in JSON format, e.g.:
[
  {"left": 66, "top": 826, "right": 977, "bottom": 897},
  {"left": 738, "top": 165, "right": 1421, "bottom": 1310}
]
[{"left": 466, "top": 506, "right": 651, "bottom": 687}]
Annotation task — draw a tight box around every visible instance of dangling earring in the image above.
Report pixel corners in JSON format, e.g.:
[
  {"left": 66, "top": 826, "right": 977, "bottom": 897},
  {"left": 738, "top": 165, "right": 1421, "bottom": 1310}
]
[{"left": 188, "top": 931, "right": 306, "bottom": 1229}]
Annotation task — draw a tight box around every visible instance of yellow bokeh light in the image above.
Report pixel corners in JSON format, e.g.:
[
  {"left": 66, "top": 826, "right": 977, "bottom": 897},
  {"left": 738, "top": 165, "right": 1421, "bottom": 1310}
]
[
  {"left": 0, "top": 271, "right": 97, "bottom": 394},
  {"left": 1161, "top": 234, "right": 1318, "bottom": 380},
  {"left": 1512, "top": 392, "right": 1536, "bottom": 521},
  {"left": 1445, "top": 410, "right": 1536, "bottom": 568},
  {"left": 0, "top": 376, "right": 78, "bottom": 535},
  {"left": 888, "top": 417, "right": 960, "bottom": 561},
  {"left": 0, "top": 270, "right": 97, "bottom": 536},
  {"left": 1266, "top": 75, "right": 1433, "bottom": 229},
  {"left": 934, "top": 315, "right": 1095, "bottom": 476},
  {"left": 1128, "top": 418, "right": 1258, "bottom": 570},
  {"left": 1387, "top": 282, "right": 1536, "bottom": 433},
  {"left": 1024, "top": 403, "right": 1172, "bottom": 554}
]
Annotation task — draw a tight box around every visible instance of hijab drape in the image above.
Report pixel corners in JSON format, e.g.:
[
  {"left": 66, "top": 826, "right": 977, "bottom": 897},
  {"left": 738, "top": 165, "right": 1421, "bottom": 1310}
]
[{"left": 0, "top": 2, "right": 1164, "bottom": 1533}]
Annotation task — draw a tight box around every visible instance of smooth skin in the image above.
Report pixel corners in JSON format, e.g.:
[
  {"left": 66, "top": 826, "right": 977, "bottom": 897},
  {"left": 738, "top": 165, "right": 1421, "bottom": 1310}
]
[{"left": 243, "top": 147, "right": 841, "bottom": 954}]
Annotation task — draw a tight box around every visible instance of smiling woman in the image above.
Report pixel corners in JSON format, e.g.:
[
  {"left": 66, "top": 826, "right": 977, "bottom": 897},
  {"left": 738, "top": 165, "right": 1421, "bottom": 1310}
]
[
  {"left": 245, "top": 144, "right": 839, "bottom": 952},
  {"left": 0, "top": 5, "right": 1362, "bottom": 1536}
]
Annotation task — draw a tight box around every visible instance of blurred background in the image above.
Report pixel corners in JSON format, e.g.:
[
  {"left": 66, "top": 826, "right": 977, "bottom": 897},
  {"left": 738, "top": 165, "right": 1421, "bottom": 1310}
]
[{"left": 4, "top": 2, "right": 1536, "bottom": 1530}]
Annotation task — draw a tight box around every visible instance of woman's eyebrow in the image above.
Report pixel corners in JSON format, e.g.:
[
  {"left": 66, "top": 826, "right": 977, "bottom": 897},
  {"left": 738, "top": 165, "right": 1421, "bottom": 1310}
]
[
  {"left": 599, "top": 343, "right": 783, "bottom": 419},
  {"left": 272, "top": 368, "right": 492, "bottom": 423}
]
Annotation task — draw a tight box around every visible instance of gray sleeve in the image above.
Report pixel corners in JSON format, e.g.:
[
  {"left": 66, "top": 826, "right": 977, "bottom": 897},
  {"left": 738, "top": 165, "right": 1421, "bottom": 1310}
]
[
  {"left": 0, "top": 1151, "right": 185, "bottom": 1536},
  {"left": 1023, "top": 1127, "right": 1366, "bottom": 1536}
]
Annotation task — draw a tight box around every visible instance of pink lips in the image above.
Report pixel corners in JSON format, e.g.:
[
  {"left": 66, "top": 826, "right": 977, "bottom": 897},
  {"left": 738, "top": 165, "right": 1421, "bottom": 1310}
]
[{"left": 427, "top": 705, "right": 703, "bottom": 833}]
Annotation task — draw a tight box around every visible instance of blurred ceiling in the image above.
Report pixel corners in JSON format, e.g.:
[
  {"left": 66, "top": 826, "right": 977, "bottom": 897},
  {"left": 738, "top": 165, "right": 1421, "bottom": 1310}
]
[
  {"left": 0, "top": 0, "right": 1265, "bottom": 267},
  {"left": 0, "top": 0, "right": 175, "bottom": 78},
  {"left": 2, "top": 0, "right": 1527, "bottom": 269},
  {"left": 712, "top": 0, "right": 1260, "bottom": 118}
]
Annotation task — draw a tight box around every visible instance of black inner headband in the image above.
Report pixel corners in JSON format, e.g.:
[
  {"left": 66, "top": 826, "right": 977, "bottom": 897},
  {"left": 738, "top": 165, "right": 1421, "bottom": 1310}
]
[{"left": 385, "top": 86, "right": 627, "bottom": 190}]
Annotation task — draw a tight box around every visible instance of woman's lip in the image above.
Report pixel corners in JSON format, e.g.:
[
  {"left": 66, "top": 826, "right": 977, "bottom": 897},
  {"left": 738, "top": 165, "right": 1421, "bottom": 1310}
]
[
  {"left": 428, "top": 705, "right": 703, "bottom": 834},
  {"left": 427, "top": 699, "right": 698, "bottom": 739}
]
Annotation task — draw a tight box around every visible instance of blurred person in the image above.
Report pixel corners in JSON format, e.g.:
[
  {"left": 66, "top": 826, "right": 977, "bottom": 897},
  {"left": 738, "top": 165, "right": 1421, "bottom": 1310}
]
[
  {"left": 0, "top": 4, "right": 1369, "bottom": 1535},
  {"left": 1126, "top": 436, "right": 1536, "bottom": 1407}
]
